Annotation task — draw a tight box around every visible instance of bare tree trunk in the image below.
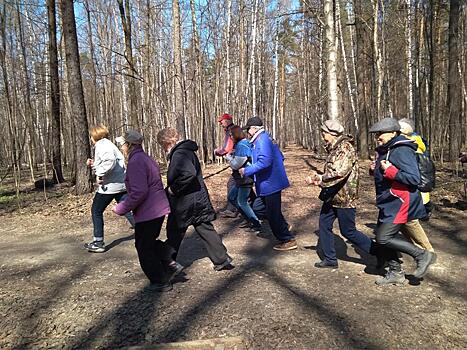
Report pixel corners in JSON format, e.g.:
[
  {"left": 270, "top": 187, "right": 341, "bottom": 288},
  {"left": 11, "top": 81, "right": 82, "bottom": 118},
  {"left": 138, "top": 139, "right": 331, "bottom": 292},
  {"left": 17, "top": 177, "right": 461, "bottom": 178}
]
[
  {"left": 336, "top": 0, "right": 357, "bottom": 130},
  {"left": 406, "top": 0, "right": 415, "bottom": 120},
  {"left": 373, "top": 0, "right": 384, "bottom": 119},
  {"left": 245, "top": 0, "right": 259, "bottom": 117},
  {"left": 172, "top": 0, "right": 186, "bottom": 137},
  {"left": 47, "top": 0, "right": 65, "bottom": 183},
  {"left": 117, "top": 0, "right": 139, "bottom": 128},
  {"left": 59, "top": 0, "right": 92, "bottom": 194},
  {"left": 0, "top": 4, "right": 21, "bottom": 198},
  {"left": 225, "top": 0, "right": 232, "bottom": 110},
  {"left": 324, "top": 0, "right": 339, "bottom": 121},
  {"left": 15, "top": 4, "right": 36, "bottom": 184},
  {"left": 84, "top": 0, "right": 99, "bottom": 124},
  {"left": 272, "top": 21, "right": 279, "bottom": 140},
  {"left": 447, "top": 0, "right": 461, "bottom": 161},
  {"left": 355, "top": 0, "right": 370, "bottom": 158}
]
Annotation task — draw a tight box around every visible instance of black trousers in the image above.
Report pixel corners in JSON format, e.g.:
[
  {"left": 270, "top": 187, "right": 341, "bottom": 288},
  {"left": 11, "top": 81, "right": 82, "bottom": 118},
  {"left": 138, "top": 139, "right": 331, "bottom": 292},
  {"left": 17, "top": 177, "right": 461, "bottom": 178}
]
[
  {"left": 134, "top": 217, "right": 175, "bottom": 284},
  {"left": 375, "top": 222, "right": 424, "bottom": 270},
  {"left": 167, "top": 218, "right": 229, "bottom": 265}
]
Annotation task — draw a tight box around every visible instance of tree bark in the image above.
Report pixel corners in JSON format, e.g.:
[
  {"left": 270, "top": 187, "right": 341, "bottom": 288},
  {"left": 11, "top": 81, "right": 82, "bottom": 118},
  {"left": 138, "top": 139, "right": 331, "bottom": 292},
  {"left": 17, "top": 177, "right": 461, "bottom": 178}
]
[
  {"left": 447, "top": 0, "right": 461, "bottom": 161},
  {"left": 117, "top": 0, "right": 139, "bottom": 128},
  {"left": 47, "top": 0, "right": 65, "bottom": 183},
  {"left": 172, "top": 0, "right": 186, "bottom": 137},
  {"left": 59, "top": 0, "right": 92, "bottom": 194},
  {"left": 324, "top": 0, "right": 339, "bottom": 121},
  {"left": 355, "top": 0, "right": 370, "bottom": 158}
]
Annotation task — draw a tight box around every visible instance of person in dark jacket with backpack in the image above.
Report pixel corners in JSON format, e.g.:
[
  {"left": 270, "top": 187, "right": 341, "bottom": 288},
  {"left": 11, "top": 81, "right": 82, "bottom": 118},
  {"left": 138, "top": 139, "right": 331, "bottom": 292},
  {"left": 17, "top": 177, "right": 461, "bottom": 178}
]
[
  {"left": 156, "top": 127, "right": 234, "bottom": 272},
  {"left": 369, "top": 117, "right": 436, "bottom": 285}
]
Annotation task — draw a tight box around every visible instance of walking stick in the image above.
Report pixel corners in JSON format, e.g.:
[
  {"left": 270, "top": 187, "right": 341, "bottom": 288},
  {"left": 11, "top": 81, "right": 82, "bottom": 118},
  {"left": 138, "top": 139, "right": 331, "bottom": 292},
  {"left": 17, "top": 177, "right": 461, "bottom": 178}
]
[{"left": 203, "top": 166, "right": 231, "bottom": 180}]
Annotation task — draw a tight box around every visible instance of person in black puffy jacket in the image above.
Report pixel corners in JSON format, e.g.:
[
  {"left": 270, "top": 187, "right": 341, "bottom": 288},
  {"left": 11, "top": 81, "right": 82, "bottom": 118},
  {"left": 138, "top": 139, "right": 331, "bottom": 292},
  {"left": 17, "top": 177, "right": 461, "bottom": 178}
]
[{"left": 157, "top": 127, "right": 234, "bottom": 272}]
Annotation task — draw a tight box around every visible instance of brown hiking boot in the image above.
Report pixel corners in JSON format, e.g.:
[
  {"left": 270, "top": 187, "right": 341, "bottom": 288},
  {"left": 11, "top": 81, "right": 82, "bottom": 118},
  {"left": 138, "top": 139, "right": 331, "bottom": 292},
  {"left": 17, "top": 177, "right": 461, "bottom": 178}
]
[{"left": 273, "top": 239, "right": 298, "bottom": 251}]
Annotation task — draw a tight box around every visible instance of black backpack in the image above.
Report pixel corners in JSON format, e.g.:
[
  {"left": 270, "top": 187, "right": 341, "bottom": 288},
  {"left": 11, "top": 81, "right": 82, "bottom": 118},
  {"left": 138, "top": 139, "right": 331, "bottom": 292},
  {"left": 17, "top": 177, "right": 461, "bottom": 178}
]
[
  {"left": 386, "top": 144, "right": 435, "bottom": 192},
  {"left": 417, "top": 153, "right": 436, "bottom": 192}
]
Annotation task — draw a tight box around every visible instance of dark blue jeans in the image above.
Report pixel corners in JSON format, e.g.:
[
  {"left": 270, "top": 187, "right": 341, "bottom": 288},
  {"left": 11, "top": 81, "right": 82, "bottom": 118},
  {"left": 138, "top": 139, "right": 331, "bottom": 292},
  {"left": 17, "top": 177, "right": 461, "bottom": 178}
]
[
  {"left": 319, "top": 203, "right": 372, "bottom": 263},
  {"left": 91, "top": 191, "right": 134, "bottom": 241},
  {"left": 257, "top": 191, "right": 294, "bottom": 242}
]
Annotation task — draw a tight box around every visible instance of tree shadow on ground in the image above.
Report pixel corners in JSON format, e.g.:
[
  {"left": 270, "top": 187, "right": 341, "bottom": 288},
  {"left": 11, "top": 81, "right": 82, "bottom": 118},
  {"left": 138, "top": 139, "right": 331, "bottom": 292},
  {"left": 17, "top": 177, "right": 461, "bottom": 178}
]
[
  {"left": 10, "top": 264, "right": 89, "bottom": 349},
  {"left": 424, "top": 211, "right": 467, "bottom": 256},
  {"left": 106, "top": 233, "right": 135, "bottom": 251},
  {"left": 66, "top": 227, "right": 385, "bottom": 349},
  {"left": 302, "top": 233, "right": 370, "bottom": 268}
]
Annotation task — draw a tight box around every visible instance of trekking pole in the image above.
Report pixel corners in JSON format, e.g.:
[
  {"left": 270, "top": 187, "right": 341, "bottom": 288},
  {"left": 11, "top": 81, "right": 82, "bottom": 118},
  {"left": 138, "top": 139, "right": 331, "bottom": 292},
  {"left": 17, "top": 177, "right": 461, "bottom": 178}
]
[{"left": 203, "top": 166, "right": 231, "bottom": 180}]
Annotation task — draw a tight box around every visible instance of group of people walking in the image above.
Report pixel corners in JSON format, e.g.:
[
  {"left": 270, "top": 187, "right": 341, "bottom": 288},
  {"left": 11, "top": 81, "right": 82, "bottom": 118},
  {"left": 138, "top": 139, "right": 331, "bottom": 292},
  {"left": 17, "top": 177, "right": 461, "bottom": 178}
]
[{"left": 83, "top": 114, "right": 436, "bottom": 291}]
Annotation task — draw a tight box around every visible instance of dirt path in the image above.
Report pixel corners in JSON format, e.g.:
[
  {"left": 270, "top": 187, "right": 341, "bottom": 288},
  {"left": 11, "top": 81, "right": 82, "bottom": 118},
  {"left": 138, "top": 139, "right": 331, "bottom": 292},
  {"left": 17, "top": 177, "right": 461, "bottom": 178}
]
[{"left": 0, "top": 146, "right": 466, "bottom": 349}]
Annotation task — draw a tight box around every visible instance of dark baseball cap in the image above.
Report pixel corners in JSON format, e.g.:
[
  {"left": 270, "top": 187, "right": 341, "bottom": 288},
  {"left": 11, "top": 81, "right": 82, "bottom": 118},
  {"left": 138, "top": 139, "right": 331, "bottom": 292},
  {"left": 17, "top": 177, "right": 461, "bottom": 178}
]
[{"left": 242, "top": 116, "right": 263, "bottom": 130}]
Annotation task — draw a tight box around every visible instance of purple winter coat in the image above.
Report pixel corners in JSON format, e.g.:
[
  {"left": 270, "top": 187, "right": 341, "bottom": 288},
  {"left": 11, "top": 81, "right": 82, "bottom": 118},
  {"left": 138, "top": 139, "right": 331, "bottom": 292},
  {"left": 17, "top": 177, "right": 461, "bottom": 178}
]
[{"left": 114, "top": 146, "right": 170, "bottom": 223}]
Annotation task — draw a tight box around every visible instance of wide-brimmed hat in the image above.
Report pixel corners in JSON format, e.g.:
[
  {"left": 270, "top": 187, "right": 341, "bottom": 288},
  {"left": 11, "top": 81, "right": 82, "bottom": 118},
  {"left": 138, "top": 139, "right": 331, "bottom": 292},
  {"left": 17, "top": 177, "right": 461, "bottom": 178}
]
[
  {"left": 369, "top": 117, "right": 401, "bottom": 133},
  {"left": 321, "top": 119, "right": 344, "bottom": 136}
]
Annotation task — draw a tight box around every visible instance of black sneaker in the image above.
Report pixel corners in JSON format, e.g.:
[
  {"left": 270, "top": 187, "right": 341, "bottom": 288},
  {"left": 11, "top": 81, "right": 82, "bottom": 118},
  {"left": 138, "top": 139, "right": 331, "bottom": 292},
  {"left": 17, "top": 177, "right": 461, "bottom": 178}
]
[
  {"left": 314, "top": 260, "right": 338, "bottom": 269},
  {"left": 248, "top": 225, "right": 262, "bottom": 234},
  {"left": 84, "top": 241, "right": 105, "bottom": 253},
  {"left": 147, "top": 282, "right": 172, "bottom": 292},
  {"left": 375, "top": 270, "right": 406, "bottom": 286},
  {"left": 213, "top": 256, "right": 234, "bottom": 271},
  {"left": 239, "top": 221, "right": 252, "bottom": 229},
  {"left": 167, "top": 261, "right": 184, "bottom": 282},
  {"left": 413, "top": 251, "right": 436, "bottom": 278}
]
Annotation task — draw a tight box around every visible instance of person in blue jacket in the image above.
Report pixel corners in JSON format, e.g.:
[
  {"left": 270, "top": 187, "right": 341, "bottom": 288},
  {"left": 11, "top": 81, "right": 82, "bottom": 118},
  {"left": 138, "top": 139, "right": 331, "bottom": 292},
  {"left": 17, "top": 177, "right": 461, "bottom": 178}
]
[
  {"left": 239, "top": 117, "right": 297, "bottom": 251},
  {"left": 225, "top": 126, "right": 262, "bottom": 232},
  {"left": 369, "top": 117, "right": 436, "bottom": 285}
]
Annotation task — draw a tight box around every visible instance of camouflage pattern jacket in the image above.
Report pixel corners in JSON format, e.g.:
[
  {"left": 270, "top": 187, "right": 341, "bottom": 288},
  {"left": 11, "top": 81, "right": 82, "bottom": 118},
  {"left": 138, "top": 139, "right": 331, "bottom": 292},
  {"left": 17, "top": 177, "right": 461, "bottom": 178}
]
[{"left": 321, "top": 135, "right": 359, "bottom": 208}]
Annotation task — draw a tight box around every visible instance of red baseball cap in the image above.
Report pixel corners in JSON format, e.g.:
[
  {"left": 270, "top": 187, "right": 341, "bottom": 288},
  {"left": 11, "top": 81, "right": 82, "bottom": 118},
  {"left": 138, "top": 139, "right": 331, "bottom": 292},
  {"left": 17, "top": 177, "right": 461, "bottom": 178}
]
[{"left": 218, "top": 113, "right": 233, "bottom": 122}]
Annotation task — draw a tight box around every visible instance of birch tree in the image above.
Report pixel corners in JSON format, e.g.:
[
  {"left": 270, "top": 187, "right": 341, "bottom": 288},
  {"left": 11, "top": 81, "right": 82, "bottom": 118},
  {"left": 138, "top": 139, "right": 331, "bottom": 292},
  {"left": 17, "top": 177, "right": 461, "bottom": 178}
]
[{"left": 324, "top": 0, "right": 339, "bottom": 120}]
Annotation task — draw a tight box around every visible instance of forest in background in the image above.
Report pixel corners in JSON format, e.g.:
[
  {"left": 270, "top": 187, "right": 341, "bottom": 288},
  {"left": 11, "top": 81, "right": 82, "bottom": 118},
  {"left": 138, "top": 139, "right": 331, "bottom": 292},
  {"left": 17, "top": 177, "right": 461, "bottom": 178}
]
[{"left": 0, "top": 0, "right": 465, "bottom": 194}]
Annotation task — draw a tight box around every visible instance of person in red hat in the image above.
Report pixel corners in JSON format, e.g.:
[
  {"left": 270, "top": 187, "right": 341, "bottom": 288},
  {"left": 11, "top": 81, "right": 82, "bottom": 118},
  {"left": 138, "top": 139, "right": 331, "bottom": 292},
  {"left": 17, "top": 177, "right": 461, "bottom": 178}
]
[
  {"left": 214, "top": 113, "right": 235, "bottom": 156},
  {"left": 215, "top": 113, "right": 239, "bottom": 218}
]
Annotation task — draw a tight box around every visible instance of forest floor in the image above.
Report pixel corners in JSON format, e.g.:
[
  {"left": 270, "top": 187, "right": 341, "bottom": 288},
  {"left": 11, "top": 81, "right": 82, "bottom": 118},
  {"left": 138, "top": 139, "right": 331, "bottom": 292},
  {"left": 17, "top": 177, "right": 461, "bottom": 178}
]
[{"left": 0, "top": 145, "right": 466, "bottom": 350}]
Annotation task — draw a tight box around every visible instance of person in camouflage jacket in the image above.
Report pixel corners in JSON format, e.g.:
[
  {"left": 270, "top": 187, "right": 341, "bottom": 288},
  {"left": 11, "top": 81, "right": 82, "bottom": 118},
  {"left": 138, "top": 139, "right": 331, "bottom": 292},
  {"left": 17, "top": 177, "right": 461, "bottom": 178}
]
[
  {"left": 320, "top": 133, "right": 359, "bottom": 208},
  {"left": 307, "top": 120, "right": 379, "bottom": 269}
]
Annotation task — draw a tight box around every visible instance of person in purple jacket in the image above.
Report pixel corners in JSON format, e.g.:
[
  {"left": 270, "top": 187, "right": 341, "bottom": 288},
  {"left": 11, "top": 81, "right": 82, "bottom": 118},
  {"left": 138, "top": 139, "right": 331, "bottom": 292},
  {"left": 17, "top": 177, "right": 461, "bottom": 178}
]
[{"left": 113, "top": 130, "right": 183, "bottom": 292}]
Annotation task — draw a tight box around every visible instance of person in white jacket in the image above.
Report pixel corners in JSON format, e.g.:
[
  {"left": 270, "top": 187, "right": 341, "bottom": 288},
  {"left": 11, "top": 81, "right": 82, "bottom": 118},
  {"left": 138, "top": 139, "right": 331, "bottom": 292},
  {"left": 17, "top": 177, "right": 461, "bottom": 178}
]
[{"left": 84, "top": 125, "right": 135, "bottom": 253}]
